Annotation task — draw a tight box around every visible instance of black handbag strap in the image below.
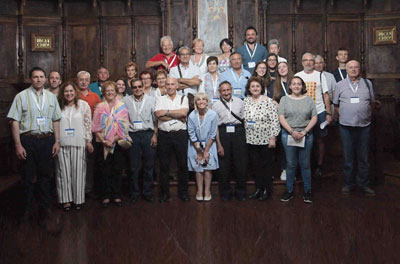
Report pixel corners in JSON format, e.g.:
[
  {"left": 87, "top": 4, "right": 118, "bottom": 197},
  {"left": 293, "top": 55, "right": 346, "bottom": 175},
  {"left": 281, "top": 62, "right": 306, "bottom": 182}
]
[
  {"left": 178, "top": 65, "right": 183, "bottom": 78},
  {"left": 220, "top": 97, "right": 244, "bottom": 124}
]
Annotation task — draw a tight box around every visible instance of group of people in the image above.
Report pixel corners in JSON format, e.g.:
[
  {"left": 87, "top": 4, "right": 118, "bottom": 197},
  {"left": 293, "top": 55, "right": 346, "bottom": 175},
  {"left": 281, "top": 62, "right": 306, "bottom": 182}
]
[{"left": 8, "top": 25, "right": 377, "bottom": 228}]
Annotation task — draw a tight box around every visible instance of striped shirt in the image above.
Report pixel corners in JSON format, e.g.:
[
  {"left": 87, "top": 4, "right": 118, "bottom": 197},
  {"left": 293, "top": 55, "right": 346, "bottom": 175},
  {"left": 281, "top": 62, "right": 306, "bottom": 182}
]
[{"left": 7, "top": 86, "right": 62, "bottom": 134}]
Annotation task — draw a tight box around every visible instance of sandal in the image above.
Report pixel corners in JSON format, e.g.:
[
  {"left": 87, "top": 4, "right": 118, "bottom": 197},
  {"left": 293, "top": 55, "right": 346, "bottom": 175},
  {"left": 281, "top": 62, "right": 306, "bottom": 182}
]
[
  {"left": 63, "top": 202, "right": 71, "bottom": 212},
  {"left": 114, "top": 198, "right": 122, "bottom": 207},
  {"left": 102, "top": 199, "right": 110, "bottom": 208}
]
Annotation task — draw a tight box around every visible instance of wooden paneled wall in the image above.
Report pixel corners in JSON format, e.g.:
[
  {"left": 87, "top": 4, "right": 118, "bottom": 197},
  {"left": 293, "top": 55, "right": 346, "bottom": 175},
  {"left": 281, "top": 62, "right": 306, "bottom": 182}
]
[{"left": 0, "top": 0, "right": 399, "bottom": 177}]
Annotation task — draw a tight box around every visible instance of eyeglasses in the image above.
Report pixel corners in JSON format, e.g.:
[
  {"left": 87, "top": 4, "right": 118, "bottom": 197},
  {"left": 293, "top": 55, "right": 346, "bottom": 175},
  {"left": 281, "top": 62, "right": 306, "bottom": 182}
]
[
  {"left": 141, "top": 77, "right": 152, "bottom": 80},
  {"left": 132, "top": 85, "right": 143, "bottom": 89},
  {"left": 179, "top": 53, "right": 191, "bottom": 56},
  {"left": 302, "top": 59, "right": 315, "bottom": 62}
]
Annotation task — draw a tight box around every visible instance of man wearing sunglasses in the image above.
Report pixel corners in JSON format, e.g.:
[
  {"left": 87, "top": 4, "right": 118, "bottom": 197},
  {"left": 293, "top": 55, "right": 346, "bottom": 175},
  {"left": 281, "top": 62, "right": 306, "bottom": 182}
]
[{"left": 124, "top": 79, "right": 158, "bottom": 203}]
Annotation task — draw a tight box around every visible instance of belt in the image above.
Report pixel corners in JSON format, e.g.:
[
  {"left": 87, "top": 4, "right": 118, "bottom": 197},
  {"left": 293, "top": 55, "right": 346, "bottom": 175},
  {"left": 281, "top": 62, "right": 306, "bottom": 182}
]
[
  {"left": 131, "top": 129, "right": 153, "bottom": 133},
  {"left": 22, "top": 132, "right": 53, "bottom": 139}
]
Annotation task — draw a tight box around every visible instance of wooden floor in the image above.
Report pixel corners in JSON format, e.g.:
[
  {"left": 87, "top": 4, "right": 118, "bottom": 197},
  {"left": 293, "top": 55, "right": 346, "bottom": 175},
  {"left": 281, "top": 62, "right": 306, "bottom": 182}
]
[{"left": 1, "top": 177, "right": 399, "bottom": 264}]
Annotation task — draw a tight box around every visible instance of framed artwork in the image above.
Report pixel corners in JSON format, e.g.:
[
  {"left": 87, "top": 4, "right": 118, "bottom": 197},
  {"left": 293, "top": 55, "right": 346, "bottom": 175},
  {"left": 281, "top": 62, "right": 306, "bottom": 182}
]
[
  {"left": 31, "top": 33, "right": 55, "bottom": 51},
  {"left": 197, "top": 0, "right": 229, "bottom": 54},
  {"left": 373, "top": 26, "right": 397, "bottom": 45}
]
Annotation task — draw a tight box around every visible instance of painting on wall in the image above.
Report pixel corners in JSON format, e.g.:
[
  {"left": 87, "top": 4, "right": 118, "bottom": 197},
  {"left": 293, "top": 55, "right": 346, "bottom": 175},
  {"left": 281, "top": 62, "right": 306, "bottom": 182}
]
[{"left": 197, "top": 0, "right": 228, "bottom": 54}]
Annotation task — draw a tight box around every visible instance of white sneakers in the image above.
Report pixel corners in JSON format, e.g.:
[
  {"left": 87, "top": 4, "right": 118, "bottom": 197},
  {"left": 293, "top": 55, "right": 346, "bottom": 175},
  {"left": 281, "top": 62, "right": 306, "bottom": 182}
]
[{"left": 280, "top": 170, "right": 286, "bottom": 181}]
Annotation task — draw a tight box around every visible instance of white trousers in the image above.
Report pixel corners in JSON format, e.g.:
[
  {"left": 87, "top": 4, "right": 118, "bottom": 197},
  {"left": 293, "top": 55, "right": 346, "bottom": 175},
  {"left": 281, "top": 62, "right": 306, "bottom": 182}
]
[{"left": 56, "top": 146, "right": 86, "bottom": 204}]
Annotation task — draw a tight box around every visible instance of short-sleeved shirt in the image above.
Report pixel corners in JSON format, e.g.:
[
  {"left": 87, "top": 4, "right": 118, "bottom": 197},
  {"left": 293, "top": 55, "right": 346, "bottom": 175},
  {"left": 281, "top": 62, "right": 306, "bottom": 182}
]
[
  {"left": 79, "top": 89, "right": 101, "bottom": 116},
  {"left": 169, "top": 63, "right": 201, "bottom": 96},
  {"left": 211, "top": 96, "right": 243, "bottom": 126},
  {"left": 333, "top": 77, "right": 374, "bottom": 127},
  {"left": 278, "top": 95, "right": 317, "bottom": 131},
  {"left": 218, "top": 68, "right": 251, "bottom": 100},
  {"left": 123, "top": 94, "right": 156, "bottom": 132},
  {"left": 7, "top": 86, "right": 62, "bottom": 134},
  {"left": 237, "top": 43, "right": 268, "bottom": 73},
  {"left": 89, "top": 81, "right": 103, "bottom": 100},
  {"left": 295, "top": 70, "right": 329, "bottom": 114},
  {"left": 155, "top": 93, "right": 188, "bottom": 132},
  {"left": 199, "top": 72, "right": 220, "bottom": 103},
  {"left": 148, "top": 52, "right": 179, "bottom": 71},
  {"left": 323, "top": 71, "right": 336, "bottom": 101}
]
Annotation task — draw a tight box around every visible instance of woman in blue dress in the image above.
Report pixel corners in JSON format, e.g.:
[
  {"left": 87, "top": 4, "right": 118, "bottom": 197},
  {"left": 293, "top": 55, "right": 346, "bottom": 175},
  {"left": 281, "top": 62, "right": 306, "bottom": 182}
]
[{"left": 187, "top": 92, "right": 219, "bottom": 202}]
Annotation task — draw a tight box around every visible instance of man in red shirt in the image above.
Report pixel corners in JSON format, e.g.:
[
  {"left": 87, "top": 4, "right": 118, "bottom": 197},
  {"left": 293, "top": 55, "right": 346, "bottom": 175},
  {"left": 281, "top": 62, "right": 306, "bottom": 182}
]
[
  {"left": 77, "top": 71, "right": 101, "bottom": 115},
  {"left": 145, "top": 36, "right": 179, "bottom": 72},
  {"left": 77, "top": 70, "right": 101, "bottom": 198}
]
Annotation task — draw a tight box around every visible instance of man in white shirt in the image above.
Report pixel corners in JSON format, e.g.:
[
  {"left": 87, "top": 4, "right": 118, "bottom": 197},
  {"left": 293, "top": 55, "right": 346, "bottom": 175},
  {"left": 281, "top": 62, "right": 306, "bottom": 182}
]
[
  {"left": 295, "top": 52, "right": 332, "bottom": 178},
  {"left": 267, "top": 39, "right": 287, "bottom": 63},
  {"left": 315, "top": 55, "right": 336, "bottom": 102},
  {"left": 169, "top": 46, "right": 201, "bottom": 96},
  {"left": 155, "top": 77, "right": 190, "bottom": 202}
]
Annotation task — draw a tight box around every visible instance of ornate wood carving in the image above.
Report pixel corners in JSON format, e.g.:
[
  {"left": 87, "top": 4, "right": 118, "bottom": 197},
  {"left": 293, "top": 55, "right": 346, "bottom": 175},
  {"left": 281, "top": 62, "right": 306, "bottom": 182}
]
[
  {"left": 228, "top": 0, "right": 234, "bottom": 44},
  {"left": 323, "top": 8, "right": 328, "bottom": 65},
  {"left": 99, "top": 15, "right": 104, "bottom": 66},
  {"left": 291, "top": 15, "right": 297, "bottom": 72},
  {"left": 131, "top": 15, "right": 136, "bottom": 62},
  {"left": 261, "top": 0, "right": 268, "bottom": 46},
  {"left": 62, "top": 8, "right": 68, "bottom": 80},
  {"left": 192, "top": 0, "right": 197, "bottom": 40},
  {"left": 17, "top": 15, "right": 24, "bottom": 81},
  {"left": 360, "top": 14, "right": 365, "bottom": 73},
  {"left": 159, "top": 0, "right": 166, "bottom": 36}
]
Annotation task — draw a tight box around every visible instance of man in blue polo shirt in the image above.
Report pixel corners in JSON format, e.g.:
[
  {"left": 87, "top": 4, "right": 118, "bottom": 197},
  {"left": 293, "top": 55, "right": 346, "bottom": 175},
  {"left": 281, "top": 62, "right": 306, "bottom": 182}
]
[
  {"left": 89, "top": 66, "right": 110, "bottom": 99},
  {"left": 237, "top": 26, "right": 268, "bottom": 73},
  {"left": 218, "top": 52, "right": 251, "bottom": 100}
]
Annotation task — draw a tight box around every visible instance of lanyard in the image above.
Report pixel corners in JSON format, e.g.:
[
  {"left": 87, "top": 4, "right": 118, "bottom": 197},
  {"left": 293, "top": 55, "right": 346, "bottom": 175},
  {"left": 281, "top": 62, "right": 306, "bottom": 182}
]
[
  {"left": 31, "top": 89, "right": 46, "bottom": 115},
  {"left": 338, "top": 68, "right": 345, "bottom": 80},
  {"left": 231, "top": 69, "right": 242, "bottom": 85},
  {"left": 164, "top": 54, "right": 177, "bottom": 68},
  {"left": 281, "top": 80, "right": 288, "bottom": 96},
  {"left": 132, "top": 96, "right": 146, "bottom": 120},
  {"left": 210, "top": 74, "right": 219, "bottom": 96},
  {"left": 196, "top": 110, "right": 208, "bottom": 140},
  {"left": 245, "top": 43, "right": 257, "bottom": 60},
  {"left": 348, "top": 79, "right": 359, "bottom": 94}
]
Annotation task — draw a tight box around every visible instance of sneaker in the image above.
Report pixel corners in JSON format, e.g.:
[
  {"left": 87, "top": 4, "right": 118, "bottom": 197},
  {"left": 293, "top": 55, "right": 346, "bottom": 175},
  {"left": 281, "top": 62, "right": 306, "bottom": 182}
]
[
  {"left": 280, "top": 191, "right": 294, "bottom": 202},
  {"left": 303, "top": 191, "right": 313, "bottom": 203},
  {"left": 341, "top": 185, "right": 354, "bottom": 195},
  {"left": 361, "top": 187, "right": 376, "bottom": 197},
  {"left": 280, "top": 170, "right": 286, "bottom": 181}
]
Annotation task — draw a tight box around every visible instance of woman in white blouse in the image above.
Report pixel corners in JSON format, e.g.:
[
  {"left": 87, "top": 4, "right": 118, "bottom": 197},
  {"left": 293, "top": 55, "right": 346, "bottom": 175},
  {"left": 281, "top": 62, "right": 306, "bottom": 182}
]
[
  {"left": 56, "top": 82, "right": 94, "bottom": 211},
  {"left": 191, "top": 38, "right": 209, "bottom": 76},
  {"left": 243, "top": 77, "right": 280, "bottom": 201},
  {"left": 199, "top": 56, "right": 220, "bottom": 106}
]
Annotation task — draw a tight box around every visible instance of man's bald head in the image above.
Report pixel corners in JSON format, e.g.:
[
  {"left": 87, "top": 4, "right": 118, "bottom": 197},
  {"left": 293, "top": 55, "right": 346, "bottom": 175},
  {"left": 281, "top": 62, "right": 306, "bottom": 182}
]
[
  {"left": 346, "top": 60, "right": 360, "bottom": 80},
  {"left": 166, "top": 77, "right": 178, "bottom": 95}
]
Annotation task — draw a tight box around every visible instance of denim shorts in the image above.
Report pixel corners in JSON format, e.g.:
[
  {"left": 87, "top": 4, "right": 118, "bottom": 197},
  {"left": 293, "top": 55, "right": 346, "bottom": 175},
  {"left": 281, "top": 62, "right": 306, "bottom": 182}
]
[{"left": 312, "top": 111, "right": 328, "bottom": 138}]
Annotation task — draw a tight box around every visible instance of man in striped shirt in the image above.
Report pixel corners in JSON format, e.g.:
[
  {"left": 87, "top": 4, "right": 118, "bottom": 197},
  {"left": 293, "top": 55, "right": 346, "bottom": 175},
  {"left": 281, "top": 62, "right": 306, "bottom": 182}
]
[{"left": 8, "top": 66, "right": 62, "bottom": 230}]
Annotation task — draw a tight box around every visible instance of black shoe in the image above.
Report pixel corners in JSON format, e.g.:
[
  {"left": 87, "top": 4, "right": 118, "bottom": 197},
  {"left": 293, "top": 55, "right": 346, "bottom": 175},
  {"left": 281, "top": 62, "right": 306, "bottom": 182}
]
[
  {"left": 142, "top": 194, "right": 154, "bottom": 202},
  {"left": 314, "top": 167, "right": 323, "bottom": 179},
  {"left": 179, "top": 193, "right": 190, "bottom": 202},
  {"left": 235, "top": 193, "right": 247, "bottom": 201},
  {"left": 259, "top": 190, "right": 270, "bottom": 201},
  {"left": 130, "top": 195, "right": 138, "bottom": 204},
  {"left": 303, "top": 191, "right": 313, "bottom": 203},
  {"left": 102, "top": 199, "right": 110, "bottom": 208},
  {"left": 248, "top": 189, "right": 262, "bottom": 199},
  {"left": 159, "top": 193, "right": 170, "bottom": 203},
  {"left": 280, "top": 191, "right": 294, "bottom": 202},
  {"left": 221, "top": 193, "right": 232, "bottom": 201},
  {"left": 361, "top": 187, "right": 376, "bottom": 197},
  {"left": 114, "top": 199, "right": 123, "bottom": 207},
  {"left": 74, "top": 204, "right": 82, "bottom": 210}
]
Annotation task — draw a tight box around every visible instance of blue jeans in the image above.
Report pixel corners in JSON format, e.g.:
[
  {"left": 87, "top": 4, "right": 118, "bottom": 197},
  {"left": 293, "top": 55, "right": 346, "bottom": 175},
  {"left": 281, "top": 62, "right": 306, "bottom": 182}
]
[
  {"left": 281, "top": 130, "right": 314, "bottom": 193},
  {"left": 128, "top": 131, "right": 156, "bottom": 197},
  {"left": 339, "top": 124, "right": 371, "bottom": 188}
]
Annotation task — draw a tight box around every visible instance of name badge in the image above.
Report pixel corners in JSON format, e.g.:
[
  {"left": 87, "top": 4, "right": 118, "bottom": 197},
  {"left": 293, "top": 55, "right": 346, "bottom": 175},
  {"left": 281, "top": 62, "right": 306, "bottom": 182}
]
[
  {"left": 247, "top": 121, "right": 256, "bottom": 129},
  {"left": 36, "top": 117, "right": 46, "bottom": 126},
  {"left": 234, "top": 88, "right": 242, "bottom": 96},
  {"left": 169, "top": 120, "right": 178, "bottom": 126},
  {"left": 199, "top": 140, "right": 206, "bottom": 149},
  {"left": 248, "top": 62, "right": 256, "bottom": 68},
  {"left": 212, "top": 97, "right": 219, "bottom": 104},
  {"left": 64, "top": 128, "right": 75, "bottom": 137},
  {"left": 350, "top": 97, "right": 360, "bottom": 104},
  {"left": 134, "top": 120, "right": 143, "bottom": 129},
  {"left": 226, "top": 125, "right": 235, "bottom": 133}
]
